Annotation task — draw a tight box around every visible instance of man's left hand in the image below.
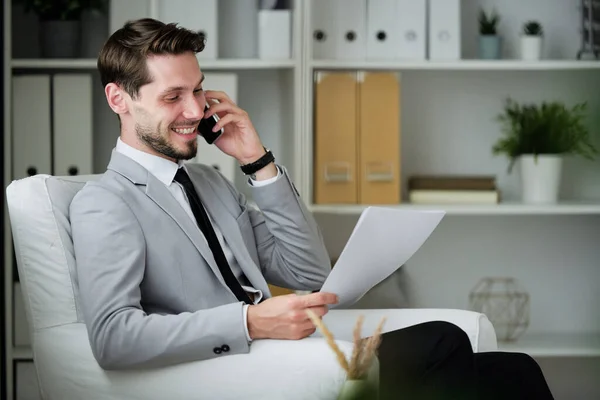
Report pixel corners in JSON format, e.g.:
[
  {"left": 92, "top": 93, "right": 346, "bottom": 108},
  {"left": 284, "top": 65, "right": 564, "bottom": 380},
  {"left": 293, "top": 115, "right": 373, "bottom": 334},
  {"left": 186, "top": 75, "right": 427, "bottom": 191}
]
[{"left": 203, "top": 90, "right": 267, "bottom": 166}]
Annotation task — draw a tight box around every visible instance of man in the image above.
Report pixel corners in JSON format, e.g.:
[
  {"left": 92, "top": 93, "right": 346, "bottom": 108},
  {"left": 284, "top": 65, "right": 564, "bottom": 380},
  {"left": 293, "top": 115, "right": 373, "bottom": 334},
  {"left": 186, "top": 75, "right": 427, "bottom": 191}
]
[{"left": 70, "top": 18, "right": 554, "bottom": 399}]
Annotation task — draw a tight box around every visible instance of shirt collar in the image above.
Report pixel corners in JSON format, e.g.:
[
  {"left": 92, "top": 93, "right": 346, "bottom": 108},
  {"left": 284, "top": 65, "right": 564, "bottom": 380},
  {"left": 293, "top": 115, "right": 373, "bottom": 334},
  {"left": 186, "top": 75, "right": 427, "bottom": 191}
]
[{"left": 115, "top": 137, "right": 185, "bottom": 186}]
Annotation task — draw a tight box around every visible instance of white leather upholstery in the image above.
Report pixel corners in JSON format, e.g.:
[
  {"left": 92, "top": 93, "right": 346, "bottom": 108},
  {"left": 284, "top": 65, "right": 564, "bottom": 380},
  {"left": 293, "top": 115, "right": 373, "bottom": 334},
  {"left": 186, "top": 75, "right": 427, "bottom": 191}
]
[{"left": 6, "top": 174, "right": 497, "bottom": 400}]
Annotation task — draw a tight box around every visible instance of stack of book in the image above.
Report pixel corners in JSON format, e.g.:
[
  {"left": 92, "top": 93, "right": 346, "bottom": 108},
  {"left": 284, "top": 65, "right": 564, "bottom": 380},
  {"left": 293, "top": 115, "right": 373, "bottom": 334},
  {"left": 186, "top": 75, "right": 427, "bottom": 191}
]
[{"left": 407, "top": 175, "right": 500, "bottom": 204}]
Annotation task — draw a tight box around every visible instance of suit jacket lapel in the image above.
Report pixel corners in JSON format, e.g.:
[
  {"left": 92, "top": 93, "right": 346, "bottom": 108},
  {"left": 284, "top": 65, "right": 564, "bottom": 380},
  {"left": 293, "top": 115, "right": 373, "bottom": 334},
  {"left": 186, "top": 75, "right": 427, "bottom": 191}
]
[
  {"left": 107, "top": 151, "right": 227, "bottom": 287},
  {"left": 145, "top": 178, "right": 229, "bottom": 286}
]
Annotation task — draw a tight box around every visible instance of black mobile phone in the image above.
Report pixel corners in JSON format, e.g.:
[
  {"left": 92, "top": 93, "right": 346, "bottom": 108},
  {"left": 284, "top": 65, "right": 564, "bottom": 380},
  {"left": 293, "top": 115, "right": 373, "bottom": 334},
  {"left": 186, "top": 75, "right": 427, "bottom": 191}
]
[{"left": 198, "top": 104, "right": 224, "bottom": 144}]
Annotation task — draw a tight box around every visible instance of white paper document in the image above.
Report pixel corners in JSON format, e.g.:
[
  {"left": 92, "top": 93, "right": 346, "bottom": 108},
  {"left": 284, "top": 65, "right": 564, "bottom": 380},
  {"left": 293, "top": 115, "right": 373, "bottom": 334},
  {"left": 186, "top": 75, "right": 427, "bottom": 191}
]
[{"left": 320, "top": 206, "right": 445, "bottom": 309}]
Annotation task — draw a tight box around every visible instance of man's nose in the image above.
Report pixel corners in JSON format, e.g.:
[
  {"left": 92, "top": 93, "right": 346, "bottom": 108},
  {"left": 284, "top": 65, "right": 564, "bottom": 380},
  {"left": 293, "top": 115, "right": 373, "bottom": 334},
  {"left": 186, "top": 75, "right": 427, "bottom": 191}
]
[{"left": 183, "top": 96, "right": 203, "bottom": 120}]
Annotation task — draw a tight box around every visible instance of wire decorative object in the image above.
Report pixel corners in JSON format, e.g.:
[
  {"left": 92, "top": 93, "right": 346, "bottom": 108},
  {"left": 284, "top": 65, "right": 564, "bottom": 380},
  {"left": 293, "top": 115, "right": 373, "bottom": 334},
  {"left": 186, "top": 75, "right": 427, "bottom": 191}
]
[{"left": 469, "top": 277, "right": 530, "bottom": 342}]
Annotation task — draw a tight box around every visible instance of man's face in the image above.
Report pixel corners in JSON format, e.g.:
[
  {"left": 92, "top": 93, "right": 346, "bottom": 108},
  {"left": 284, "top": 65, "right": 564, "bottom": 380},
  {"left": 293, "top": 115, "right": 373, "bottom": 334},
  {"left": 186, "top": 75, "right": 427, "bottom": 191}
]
[{"left": 129, "top": 52, "right": 206, "bottom": 161}]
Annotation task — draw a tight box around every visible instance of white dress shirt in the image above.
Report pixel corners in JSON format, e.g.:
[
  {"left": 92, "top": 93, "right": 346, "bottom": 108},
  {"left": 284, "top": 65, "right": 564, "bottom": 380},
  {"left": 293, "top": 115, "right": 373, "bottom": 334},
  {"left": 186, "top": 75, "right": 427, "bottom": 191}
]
[{"left": 115, "top": 137, "right": 279, "bottom": 341}]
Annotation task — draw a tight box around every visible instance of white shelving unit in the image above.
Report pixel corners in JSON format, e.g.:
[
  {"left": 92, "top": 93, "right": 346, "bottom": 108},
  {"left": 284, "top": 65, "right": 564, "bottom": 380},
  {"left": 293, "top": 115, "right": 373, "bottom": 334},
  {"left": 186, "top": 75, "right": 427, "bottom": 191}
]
[
  {"left": 3, "top": 0, "right": 600, "bottom": 399},
  {"left": 310, "top": 202, "right": 600, "bottom": 216},
  {"left": 301, "top": 1, "right": 600, "bottom": 398},
  {"left": 498, "top": 333, "right": 600, "bottom": 358},
  {"left": 311, "top": 59, "right": 600, "bottom": 71},
  {"left": 11, "top": 58, "right": 297, "bottom": 70}
]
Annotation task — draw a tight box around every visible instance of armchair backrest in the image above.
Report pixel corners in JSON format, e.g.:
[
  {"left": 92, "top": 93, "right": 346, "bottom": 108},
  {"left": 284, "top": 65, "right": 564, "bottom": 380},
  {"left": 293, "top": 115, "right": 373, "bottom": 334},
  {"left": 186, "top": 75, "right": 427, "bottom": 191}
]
[{"left": 6, "top": 174, "right": 100, "bottom": 333}]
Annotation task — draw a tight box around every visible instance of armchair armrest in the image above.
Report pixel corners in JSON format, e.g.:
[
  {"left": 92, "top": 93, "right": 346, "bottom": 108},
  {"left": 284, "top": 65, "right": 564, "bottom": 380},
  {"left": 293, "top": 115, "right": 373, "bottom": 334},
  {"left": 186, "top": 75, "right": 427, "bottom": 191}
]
[
  {"left": 34, "top": 323, "right": 372, "bottom": 400},
  {"left": 320, "top": 308, "right": 498, "bottom": 353}
]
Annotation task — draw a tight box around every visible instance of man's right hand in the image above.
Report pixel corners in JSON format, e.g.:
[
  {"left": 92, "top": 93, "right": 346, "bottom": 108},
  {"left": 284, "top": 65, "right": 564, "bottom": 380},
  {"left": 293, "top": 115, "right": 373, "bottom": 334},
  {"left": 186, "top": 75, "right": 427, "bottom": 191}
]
[{"left": 247, "top": 292, "right": 338, "bottom": 340}]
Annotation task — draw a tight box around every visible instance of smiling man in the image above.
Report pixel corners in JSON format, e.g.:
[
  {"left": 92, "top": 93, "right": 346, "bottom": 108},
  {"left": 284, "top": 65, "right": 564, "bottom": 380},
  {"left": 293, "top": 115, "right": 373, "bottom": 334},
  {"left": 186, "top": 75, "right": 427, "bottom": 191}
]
[
  {"left": 69, "top": 18, "right": 554, "bottom": 400},
  {"left": 69, "top": 18, "right": 336, "bottom": 370}
]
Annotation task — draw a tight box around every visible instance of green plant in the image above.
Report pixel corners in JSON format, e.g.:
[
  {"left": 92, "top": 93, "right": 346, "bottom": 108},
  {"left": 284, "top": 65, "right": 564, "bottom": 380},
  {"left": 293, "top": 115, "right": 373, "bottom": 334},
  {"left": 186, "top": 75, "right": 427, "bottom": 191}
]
[
  {"left": 523, "top": 20, "right": 543, "bottom": 36},
  {"left": 80, "top": 0, "right": 109, "bottom": 14},
  {"left": 479, "top": 9, "right": 500, "bottom": 35},
  {"left": 16, "top": 0, "right": 108, "bottom": 20},
  {"left": 492, "top": 98, "right": 598, "bottom": 172}
]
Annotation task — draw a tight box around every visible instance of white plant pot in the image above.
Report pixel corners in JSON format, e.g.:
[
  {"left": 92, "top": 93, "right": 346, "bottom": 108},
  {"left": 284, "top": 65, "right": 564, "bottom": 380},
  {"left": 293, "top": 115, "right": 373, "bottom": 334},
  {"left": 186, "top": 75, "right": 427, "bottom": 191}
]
[
  {"left": 520, "top": 36, "right": 543, "bottom": 60},
  {"left": 337, "top": 379, "right": 373, "bottom": 400},
  {"left": 519, "top": 155, "right": 562, "bottom": 204}
]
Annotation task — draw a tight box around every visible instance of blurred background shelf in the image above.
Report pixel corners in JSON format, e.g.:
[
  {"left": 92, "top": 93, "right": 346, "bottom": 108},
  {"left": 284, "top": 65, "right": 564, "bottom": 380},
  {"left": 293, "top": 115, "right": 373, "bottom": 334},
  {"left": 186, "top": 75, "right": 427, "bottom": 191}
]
[
  {"left": 497, "top": 333, "right": 600, "bottom": 357},
  {"left": 11, "top": 58, "right": 297, "bottom": 70},
  {"left": 310, "top": 59, "right": 600, "bottom": 71},
  {"left": 309, "top": 202, "right": 600, "bottom": 215},
  {"left": 12, "top": 346, "right": 33, "bottom": 361}
]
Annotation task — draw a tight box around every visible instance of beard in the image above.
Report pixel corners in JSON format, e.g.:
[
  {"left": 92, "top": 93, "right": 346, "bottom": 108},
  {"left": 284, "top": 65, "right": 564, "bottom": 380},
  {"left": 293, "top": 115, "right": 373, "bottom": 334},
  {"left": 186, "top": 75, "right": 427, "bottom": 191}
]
[{"left": 135, "top": 121, "right": 198, "bottom": 161}]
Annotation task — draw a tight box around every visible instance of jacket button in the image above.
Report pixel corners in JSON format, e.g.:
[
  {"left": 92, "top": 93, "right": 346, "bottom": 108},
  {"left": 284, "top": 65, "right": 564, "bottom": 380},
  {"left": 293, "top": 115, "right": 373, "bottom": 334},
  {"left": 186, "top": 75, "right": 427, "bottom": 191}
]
[
  {"left": 213, "top": 347, "right": 222, "bottom": 355},
  {"left": 221, "top": 344, "right": 230, "bottom": 352}
]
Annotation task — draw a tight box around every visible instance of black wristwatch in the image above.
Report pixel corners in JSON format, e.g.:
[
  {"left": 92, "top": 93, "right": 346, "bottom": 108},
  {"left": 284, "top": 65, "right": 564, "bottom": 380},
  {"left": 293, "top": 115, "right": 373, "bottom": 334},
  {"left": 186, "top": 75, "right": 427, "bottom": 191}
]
[{"left": 240, "top": 148, "right": 275, "bottom": 175}]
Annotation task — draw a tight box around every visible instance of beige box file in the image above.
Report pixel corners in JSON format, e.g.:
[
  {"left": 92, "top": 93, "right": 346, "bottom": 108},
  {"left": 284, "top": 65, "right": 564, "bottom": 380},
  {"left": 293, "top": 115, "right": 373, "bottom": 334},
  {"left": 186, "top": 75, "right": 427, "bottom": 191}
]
[
  {"left": 313, "top": 71, "right": 359, "bottom": 204},
  {"left": 358, "top": 71, "right": 401, "bottom": 204},
  {"left": 313, "top": 71, "right": 401, "bottom": 205}
]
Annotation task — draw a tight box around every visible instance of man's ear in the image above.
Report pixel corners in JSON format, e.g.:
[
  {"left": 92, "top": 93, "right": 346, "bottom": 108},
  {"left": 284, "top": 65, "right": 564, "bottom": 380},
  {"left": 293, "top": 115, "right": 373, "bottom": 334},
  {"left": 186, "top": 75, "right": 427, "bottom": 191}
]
[{"left": 105, "top": 83, "right": 129, "bottom": 115}]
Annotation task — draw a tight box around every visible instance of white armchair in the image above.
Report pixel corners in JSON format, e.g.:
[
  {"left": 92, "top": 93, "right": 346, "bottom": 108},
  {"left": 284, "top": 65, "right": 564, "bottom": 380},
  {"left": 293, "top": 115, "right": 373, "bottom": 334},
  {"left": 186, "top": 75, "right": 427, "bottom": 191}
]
[{"left": 6, "top": 174, "right": 497, "bottom": 400}]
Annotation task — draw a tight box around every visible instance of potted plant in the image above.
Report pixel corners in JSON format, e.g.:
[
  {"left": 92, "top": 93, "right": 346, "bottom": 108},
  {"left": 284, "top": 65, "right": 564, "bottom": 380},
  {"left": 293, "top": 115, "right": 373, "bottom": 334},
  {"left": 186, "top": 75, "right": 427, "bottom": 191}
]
[
  {"left": 478, "top": 8, "right": 501, "bottom": 59},
  {"left": 79, "top": 0, "right": 109, "bottom": 58},
  {"left": 492, "top": 98, "right": 598, "bottom": 204},
  {"left": 520, "top": 20, "right": 543, "bottom": 60},
  {"left": 16, "top": 0, "right": 84, "bottom": 58},
  {"left": 306, "top": 311, "right": 385, "bottom": 400}
]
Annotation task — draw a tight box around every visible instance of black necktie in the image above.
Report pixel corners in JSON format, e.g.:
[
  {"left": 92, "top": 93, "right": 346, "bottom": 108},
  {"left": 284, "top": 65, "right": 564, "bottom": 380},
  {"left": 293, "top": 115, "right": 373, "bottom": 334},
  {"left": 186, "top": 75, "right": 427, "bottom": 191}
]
[{"left": 174, "top": 168, "right": 253, "bottom": 305}]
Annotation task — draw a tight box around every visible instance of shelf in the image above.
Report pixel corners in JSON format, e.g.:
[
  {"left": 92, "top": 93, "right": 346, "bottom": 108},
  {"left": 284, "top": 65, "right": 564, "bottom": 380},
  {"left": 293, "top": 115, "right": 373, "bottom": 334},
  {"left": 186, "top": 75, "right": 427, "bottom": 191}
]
[
  {"left": 11, "top": 58, "right": 297, "bottom": 70},
  {"left": 309, "top": 202, "right": 600, "bottom": 216},
  {"left": 311, "top": 59, "right": 600, "bottom": 71},
  {"left": 12, "top": 346, "right": 32, "bottom": 361},
  {"left": 497, "top": 333, "right": 600, "bottom": 357}
]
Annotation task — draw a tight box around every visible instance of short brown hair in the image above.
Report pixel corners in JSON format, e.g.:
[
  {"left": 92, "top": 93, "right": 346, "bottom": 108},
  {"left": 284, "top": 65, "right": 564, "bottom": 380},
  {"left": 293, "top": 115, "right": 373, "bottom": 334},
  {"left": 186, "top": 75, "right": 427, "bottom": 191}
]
[{"left": 98, "top": 18, "right": 205, "bottom": 99}]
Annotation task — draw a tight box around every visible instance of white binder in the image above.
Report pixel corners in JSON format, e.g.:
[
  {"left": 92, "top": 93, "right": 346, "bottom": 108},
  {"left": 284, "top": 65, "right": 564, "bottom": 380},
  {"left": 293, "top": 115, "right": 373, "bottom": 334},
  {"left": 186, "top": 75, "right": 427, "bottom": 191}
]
[
  {"left": 258, "top": 10, "right": 291, "bottom": 59},
  {"left": 13, "top": 283, "right": 30, "bottom": 347},
  {"left": 53, "top": 74, "right": 94, "bottom": 177},
  {"left": 428, "top": 0, "right": 461, "bottom": 60},
  {"left": 189, "top": 73, "right": 238, "bottom": 183},
  {"left": 396, "top": 0, "right": 427, "bottom": 60},
  {"left": 311, "top": 0, "right": 337, "bottom": 59},
  {"left": 109, "top": 0, "right": 151, "bottom": 34},
  {"left": 332, "top": 0, "right": 367, "bottom": 60},
  {"left": 12, "top": 75, "right": 52, "bottom": 179},
  {"left": 366, "top": 0, "right": 397, "bottom": 60},
  {"left": 157, "top": 0, "right": 218, "bottom": 60},
  {"left": 218, "top": 0, "right": 258, "bottom": 58}
]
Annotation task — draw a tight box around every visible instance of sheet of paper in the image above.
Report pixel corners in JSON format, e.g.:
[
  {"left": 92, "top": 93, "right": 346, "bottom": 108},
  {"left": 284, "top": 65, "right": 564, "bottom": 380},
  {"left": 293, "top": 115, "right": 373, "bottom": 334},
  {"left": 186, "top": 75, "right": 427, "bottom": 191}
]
[{"left": 320, "top": 206, "right": 445, "bottom": 309}]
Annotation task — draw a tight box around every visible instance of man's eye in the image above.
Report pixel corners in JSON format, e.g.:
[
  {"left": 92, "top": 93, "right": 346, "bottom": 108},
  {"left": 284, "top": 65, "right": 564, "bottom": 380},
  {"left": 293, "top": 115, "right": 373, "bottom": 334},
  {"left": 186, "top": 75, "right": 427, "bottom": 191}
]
[
  {"left": 167, "top": 95, "right": 179, "bottom": 101},
  {"left": 194, "top": 88, "right": 203, "bottom": 95}
]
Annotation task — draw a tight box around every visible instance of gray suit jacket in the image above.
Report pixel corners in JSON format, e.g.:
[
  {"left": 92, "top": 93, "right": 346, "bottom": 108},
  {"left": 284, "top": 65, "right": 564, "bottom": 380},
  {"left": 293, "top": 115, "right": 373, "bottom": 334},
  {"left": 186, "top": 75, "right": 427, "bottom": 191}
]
[{"left": 69, "top": 150, "right": 331, "bottom": 370}]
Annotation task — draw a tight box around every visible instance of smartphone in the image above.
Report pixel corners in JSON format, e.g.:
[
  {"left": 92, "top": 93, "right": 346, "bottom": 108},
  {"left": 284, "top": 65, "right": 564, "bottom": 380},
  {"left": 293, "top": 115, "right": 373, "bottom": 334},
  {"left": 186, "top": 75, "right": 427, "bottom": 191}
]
[{"left": 198, "top": 104, "right": 224, "bottom": 144}]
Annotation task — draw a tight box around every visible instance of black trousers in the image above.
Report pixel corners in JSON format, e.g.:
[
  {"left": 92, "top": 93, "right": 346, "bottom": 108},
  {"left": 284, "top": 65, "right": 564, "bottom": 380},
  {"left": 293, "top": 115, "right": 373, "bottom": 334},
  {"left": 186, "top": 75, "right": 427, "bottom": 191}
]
[{"left": 377, "top": 321, "right": 554, "bottom": 400}]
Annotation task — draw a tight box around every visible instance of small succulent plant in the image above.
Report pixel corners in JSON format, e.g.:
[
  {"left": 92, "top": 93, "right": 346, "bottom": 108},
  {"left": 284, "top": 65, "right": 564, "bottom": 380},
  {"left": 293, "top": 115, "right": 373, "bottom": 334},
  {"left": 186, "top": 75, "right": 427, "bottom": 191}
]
[
  {"left": 479, "top": 8, "right": 500, "bottom": 35},
  {"left": 523, "top": 20, "right": 543, "bottom": 36}
]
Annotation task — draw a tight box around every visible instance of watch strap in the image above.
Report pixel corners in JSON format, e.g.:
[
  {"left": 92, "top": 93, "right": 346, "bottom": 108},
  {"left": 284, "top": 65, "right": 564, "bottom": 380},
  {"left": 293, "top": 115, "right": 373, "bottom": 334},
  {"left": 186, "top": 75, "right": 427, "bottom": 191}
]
[{"left": 240, "top": 148, "right": 275, "bottom": 175}]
